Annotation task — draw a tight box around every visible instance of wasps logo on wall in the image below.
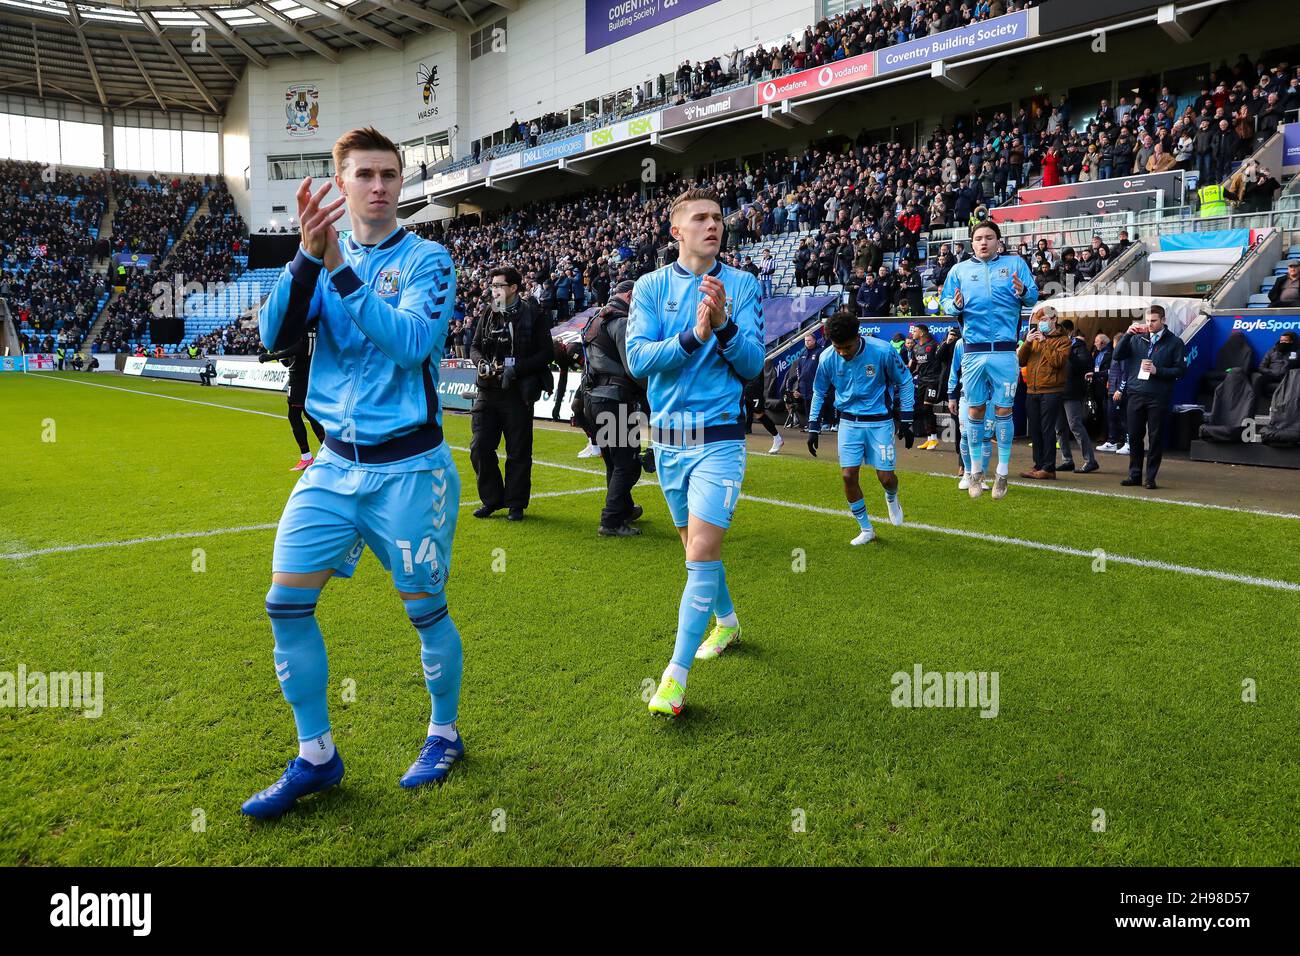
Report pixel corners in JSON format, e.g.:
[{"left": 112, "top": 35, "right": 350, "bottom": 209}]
[
  {"left": 417, "top": 63, "right": 440, "bottom": 120},
  {"left": 376, "top": 269, "right": 401, "bottom": 297}
]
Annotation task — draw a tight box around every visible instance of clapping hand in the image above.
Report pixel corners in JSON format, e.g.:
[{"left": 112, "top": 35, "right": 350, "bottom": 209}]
[
  {"left": 694, "top": 274, "right": 727, "bottom": 342},
  {"left": 296, "top": 177, "right": 346, "bottom": 261}
]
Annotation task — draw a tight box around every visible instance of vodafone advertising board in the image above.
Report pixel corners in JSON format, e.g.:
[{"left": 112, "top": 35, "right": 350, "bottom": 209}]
[{"left": 756, "top": 52, "right": 876, "bottom": 105}]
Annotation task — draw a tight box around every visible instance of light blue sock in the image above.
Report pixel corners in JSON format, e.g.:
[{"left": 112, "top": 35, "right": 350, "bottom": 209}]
[
  {"left": 265, "top": 584, "right": 329, "bottom": 742},
  {"left": 405, "top": 596, "right": 463, "bottom": 727},
  {"left": 958, "top": 410, "right": 973, "bottom": 472},
  {"left": 967, "top": 412, "right": 986, "bottom": 472},
  {"left": 849, "top": 497, "right": 872, "bottom": 531},
  {"left": 714, "top": 565, "right": 737, "bottom": 626},
  {"left": 995, "top": 413, "right": 1014, "bottom": 472},
  {"left": 670, "top": 560, "right": 722, "bottom": 670}
]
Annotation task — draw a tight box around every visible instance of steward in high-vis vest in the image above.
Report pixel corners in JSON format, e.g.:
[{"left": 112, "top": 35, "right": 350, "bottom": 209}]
[
  {"left": 576, "top": 278, "right": 647, "bottom": 537},
  {"left": 1198, "top": 182, "right": 1227, "bottom": 217}
]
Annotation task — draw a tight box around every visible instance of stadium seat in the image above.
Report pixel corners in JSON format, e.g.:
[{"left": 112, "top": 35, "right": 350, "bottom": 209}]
[{"left": 1247, "top": 293, "right": 1272, "bottom": 308}]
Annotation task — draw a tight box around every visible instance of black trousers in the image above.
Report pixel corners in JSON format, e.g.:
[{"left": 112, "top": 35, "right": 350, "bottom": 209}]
[
  {"left": 1026, "top": 392, "right": 1063, "bottom": 472},
  {"left": 552, "top": 364, "right": 570, "bottom": 420},
  {"left": 587, "top": 396, "right": 641, "bottom": 529},
  {"left": 1126, "top": 392, "right": 1170, "bottom": 482},
  {"left": 288, "top": 403, "right": 325, "bottom": 454},
  {"left": 470, "top": 388, "right": 534, "bottom": 510},
  {"left": 915, "top": 381, "right": 942, "bottom": 437}
]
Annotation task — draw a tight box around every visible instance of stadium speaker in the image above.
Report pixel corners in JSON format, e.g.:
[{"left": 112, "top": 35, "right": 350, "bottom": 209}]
[{"left": 150, "top": 318, "right": 185, "bottom": 344}]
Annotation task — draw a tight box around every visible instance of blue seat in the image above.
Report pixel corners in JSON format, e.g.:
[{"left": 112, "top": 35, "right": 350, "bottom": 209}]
[{"left": 1247, "top": 293, "right": 1272, "bottom": 308}]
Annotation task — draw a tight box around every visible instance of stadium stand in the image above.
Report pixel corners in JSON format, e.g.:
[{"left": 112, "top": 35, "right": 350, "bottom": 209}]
[
  {"left": 0, "top": 159, "right": 109, "bottom": 353},
  {"left": 449, "top": 0, "right": 1043, "bottom": 171}
]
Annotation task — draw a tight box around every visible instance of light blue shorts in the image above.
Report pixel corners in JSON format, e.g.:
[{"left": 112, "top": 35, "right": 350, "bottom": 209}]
[
  {"left": 837, "top": 420, "right": 897, "bottom": 471},
  {"left": 654, "top": 439, "right": 747, "bottom": 529},
  {"left": 272, "top": 442, "right": 459, "bottom": 594},
  {"left": 961, "top": 351, "right": 1020, "bottom": 408}
]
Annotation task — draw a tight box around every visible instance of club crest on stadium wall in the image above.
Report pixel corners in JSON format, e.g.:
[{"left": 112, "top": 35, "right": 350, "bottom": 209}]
[{"left": 285, "top": 84, "right": 320, "bottom": 137}]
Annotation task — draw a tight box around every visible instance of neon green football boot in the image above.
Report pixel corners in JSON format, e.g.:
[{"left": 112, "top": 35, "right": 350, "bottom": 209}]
[
  {"left": 647, "top": 674, "right": 686, "bottom": 717},
  {"left": 695, "top": 622, "right": 741, "bottom": 660}
]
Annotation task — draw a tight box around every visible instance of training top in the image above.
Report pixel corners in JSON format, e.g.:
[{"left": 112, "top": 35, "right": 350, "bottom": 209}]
[{"left": 260, "top": 227, "right": 455, "bottom": 448}]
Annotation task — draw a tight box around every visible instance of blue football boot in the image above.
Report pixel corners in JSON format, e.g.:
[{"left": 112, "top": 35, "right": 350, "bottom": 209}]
[
  {"left": 241, "top": 752, "right": 344, "bottom": 819},
  {"left": 399, "top": 734, "right": 465, "bottom": 788}
]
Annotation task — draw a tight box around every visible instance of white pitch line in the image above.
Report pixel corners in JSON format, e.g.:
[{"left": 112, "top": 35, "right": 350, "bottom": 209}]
[
  {"left": 0, "top": 523, "right": 280, "bottom": 561},
  {"left": 737, "top": 493, "right": 1300, "bottom": 593},
  {"left": 21, "top": 374, "right": 1298, "bottom": 590},
  {"left": 918, "top": 470, "right": 1300, "bottom": 521},
  {"left": 26, "top": 372, "right": 285, "bottom": 418},
  {"left": 0, "top": 487, "right": 609, "bottom": 561}
]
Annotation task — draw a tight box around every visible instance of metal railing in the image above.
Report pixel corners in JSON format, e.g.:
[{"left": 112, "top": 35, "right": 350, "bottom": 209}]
[{"left": 931, "top": 202, "right": 1300, "bottom": 257}]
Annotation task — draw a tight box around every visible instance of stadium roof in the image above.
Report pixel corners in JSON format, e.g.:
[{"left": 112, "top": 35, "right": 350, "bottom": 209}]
[{"left": 0, "top": 0, "right": 510, "bottom": 115}]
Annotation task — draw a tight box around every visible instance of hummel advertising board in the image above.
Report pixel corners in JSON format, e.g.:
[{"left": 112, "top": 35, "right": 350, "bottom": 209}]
[{"left": 660, "top": 89, "right": 754, "bottom": 130}]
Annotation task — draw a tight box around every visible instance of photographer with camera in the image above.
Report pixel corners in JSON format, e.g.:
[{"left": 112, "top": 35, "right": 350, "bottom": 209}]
[{"left": 469, "top": 266, "right": 554, "bottom": 521}]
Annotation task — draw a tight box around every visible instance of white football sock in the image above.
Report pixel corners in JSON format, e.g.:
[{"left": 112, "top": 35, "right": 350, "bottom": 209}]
[
  {"left": 716, "top": 610, "right": 739, "bottom": 628},
  {"left": 300, "top": 452, "right": 313, "bottom": 461},
  {"left": 428, "top": 721, "right": 458, "bottom": 742},
  {"left": 666, "top": 662, "right": 690, "bottom": 689},
  {"left": 299, "top": 731, "right": 335, "bottom": 765},
  {"left": 996, "top": 462, "right": 1009, "bottom": 477}
]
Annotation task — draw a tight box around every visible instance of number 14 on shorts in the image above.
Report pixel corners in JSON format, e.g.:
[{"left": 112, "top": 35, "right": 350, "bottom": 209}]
[{"left": 396, "top": 537, "right": 439, "bottom": 575}]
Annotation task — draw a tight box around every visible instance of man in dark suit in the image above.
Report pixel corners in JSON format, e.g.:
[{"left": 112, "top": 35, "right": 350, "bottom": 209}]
[
  {"left": 1088, "top": 332, "right": 1116, "bottom": 448},
  {"left": 469, "top": 266, "right": 554, "bottom": 520},
  {"left": 1113, "top": 305, "right": 1187, "bottom": 489}
]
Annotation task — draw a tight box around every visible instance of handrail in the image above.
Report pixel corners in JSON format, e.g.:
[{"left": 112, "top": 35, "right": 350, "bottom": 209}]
[{"left": 1205, "top": 228, "right": 1282, "bottom": 311}]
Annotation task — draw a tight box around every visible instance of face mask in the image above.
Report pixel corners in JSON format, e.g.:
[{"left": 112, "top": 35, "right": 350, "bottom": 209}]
[{"left": 1038, "top": 321, "right": 1052, "bottom": 334}]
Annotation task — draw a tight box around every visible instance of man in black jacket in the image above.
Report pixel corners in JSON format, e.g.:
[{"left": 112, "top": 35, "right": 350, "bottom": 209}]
[
  {"left": 1252, "top": 330, "right": 1299, "bottom": 402},
  {"left": 1056, "top": 320, "right": 1099, "bottom": 473},
  {"left": 909, "top": 324, "right": 943, "bottom": 449},
  {"left": 469, "top": 266, "right": 554, "bottom": 520},
  {"left": 1268, "top": 259, "right": 1300, "bottom": 308},
  {"left": 578, "top": 280, "right": 646, "bottom": 537},
  {"left": 1113, "top": 305, "right": 1187, "bottom": 488}
]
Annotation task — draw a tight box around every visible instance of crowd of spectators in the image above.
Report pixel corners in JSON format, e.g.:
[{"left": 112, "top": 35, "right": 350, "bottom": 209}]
[
  {"left": 0, "top": 160, "right": 110, "bottom": 350},
  {"left": 477, "top": 1, "right": 1039, "bottom": 161},
  {"left": 423, "top": 56, "right": 1299, "bottom": 332},
  {"left": 95, "top": 179, "right": 249, "bottom": 353},
  {"left": 193, "top": 320, "right": 261, "bottom": 356},
  {"left": 108, "top": 172, "right": 206, "bottom": 257}
]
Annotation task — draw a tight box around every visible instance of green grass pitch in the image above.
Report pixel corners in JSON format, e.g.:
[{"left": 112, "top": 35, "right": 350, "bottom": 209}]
[{"left": 1, "top": 372, "right": 1297, "bottom": 866}]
